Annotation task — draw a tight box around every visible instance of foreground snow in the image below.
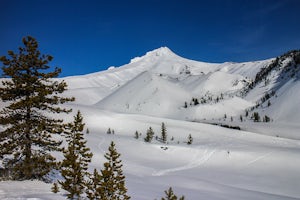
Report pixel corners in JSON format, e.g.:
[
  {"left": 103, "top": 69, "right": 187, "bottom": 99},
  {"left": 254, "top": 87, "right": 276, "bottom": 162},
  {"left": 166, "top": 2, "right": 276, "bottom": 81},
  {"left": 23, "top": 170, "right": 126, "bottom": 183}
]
[{"left": 1, "top": 108, "right": 300, "bottom": 200}]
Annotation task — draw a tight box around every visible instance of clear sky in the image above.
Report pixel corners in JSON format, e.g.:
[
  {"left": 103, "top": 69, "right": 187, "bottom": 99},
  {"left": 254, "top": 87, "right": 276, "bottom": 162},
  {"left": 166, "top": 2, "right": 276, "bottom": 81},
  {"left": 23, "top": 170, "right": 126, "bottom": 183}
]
[{"left": 1, "top": 0, "right": 300, "bottom": 77}]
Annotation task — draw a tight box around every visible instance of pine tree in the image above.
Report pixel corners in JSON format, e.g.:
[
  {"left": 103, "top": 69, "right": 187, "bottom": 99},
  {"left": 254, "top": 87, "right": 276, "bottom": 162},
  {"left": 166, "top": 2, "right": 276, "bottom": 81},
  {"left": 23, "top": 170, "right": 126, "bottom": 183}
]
[
  {"left": 51, "top": 182, "right": 60, "bottom": 193},
  {"left": 161, "top": 187, "right": 185, "bottom": 200},
  {"left": 187, "top": 134, "right": 193, "bottom": 145},
  {"left": 134, "top": 131, "right": 139, "bottom": 139},
  {"left": 263, "top": 115, "right": 270, "bottom": 122},
  {"left": 184, "top": 101, "right": 187, "bottom": 108},
  {"left": 252, "top": 112, "right": 260, "bottom": 122},
  {"left": 161, "top": 122, "right": 167, "bottom": 143},
  {"left": 59, "top": 111, "right": 93, "bottom": 200},
  {"left": 245, "top": 110, "right": 249, "bottom": 117},
  {"left": 0, "top": 36, "right": 74, "bottom": 180},
  {"left": 99, "top": 141, "right": 130, "bottom": 200},
  {"left": 144, "top": 127, "right": 154, "bottom": 143},
  {"left": 107, "top": 128, "right": 112, "bottom": 134},
  {"left": 86, "top": 169, "right": 103, "bottom": 199}
]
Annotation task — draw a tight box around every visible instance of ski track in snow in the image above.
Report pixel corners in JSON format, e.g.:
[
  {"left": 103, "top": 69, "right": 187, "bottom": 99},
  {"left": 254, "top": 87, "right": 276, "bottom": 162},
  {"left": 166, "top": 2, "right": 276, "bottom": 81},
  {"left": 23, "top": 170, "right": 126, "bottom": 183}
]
[
  {"left": 97, "top": 136, "right": 106, "bottom": 153},
  {"left": 152, "top": 148, "right": 217, "bottom": 176},
  {"left": 245, "top": 152, "right": 273, "bottom": 166}
]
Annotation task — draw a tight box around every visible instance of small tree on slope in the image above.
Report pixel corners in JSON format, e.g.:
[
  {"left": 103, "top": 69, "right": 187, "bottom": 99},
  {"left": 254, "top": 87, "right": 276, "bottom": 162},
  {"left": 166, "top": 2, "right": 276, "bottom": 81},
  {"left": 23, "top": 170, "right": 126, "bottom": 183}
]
[
  {"left": 0, "top": 36, "right": 74, "bottom": 180},
  {"left": 161, "top": 187, "right": 185, "bottom": 200},
  {"left": 98, "top": 141, "right": 130, "bottom": 200},
  {"left": 86, "top": 169, "right": 103, "bottom": 199},
  {"left": 59, "top": 111, "right": 93, "bottom": 199},
  {"left": 161, "top": 122, "right": 167, "bottom": 143},
  {"left": 144, "top": 127, "right": 154, "bottom": 143}
]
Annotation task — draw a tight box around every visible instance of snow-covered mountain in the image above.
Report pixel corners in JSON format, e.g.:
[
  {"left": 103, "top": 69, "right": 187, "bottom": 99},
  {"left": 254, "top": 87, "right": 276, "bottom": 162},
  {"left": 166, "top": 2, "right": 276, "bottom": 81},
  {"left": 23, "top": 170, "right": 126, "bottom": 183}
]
[
  {"left": 1, "top": 47, "right": 300, "bottom": 200},
  {"left": 65, "top": 47, "right": 300, "bottom": 126}
]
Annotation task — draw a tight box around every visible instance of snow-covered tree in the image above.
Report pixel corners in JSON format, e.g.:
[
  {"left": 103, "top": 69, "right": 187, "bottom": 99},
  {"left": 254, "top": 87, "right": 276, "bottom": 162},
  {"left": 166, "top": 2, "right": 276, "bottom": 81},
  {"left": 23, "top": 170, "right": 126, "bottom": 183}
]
[
  {"left": 252, "top": 112, "right": 260, "bottom": 122},
  {"left": 144, "top": 127, "right": 154, "bottom": 143},
  {"left": 59, "top": 111, "right": 93, "bottom": 199},
  {"left": 0, "top": 36, "right": 74, "bottom": 180},
  {"left": 187, "top": 134, "right": 193, "bottom": 145},
  {"left": 161, "top": 187, "right": 185, "bottom": 200},
  {"left": 86, "top": 169, "right": 103, "bottom": 199},
  {"left": 134, "top": 131, "right": 139, "bottom": 139},
  {"left": 51, "top": 182, "right": 60, "bottom": 193},
  {"left": 161, "top": 122, "right": 167, "bottom": 143}
]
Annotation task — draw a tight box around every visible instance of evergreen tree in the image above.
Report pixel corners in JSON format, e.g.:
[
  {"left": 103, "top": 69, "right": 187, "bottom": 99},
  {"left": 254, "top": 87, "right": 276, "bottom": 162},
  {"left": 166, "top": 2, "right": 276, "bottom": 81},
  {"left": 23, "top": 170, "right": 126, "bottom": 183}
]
[
  {"left": 0, "top": 36, "right": 74, "bottom": 180},
  {"left": 252, "top": 112, "right": 260, "bottom": 122},
  {"left": 245, "top": 110, "right": 249, "bottom": 117},
  {"left": 86, "top": 169, "right": 103, "bottom": 199},
  {"left": 161, "top": 187, "right": 185, "bottom": 200},
  {"left": 194, "top": 98, "right": 199, "bottom": 105},
  {"left": 51, "top": 182, "right": 60, "bottom": 193},
  {"left": 59, "top": 111, "right": 93, "bottom": 200},
  {"left": 161, "top": 122, "right": 167, "bottom": 143},
  {"left": 184, "top": 101, "right": 187, "bottom": 108},
  {"left": 99, "top": 141, "right": 130, "bottom": 200},
  {"left": 267, "top": 100, "right": 271, "bottom": 107},
  {"left": 107, "top": 128, "right": 112, "bottom": 134},
  {"left": 187, "top": 134, "right": 193, "bottom": 145},
  {"left": 134, "top": 131, "right": 139, "bottom": 139},
  {"left": 263, "top": 115, "right": 270, "bottom": 122},
  {"left": 144, "top": 127, "right": 154, "bottom": 143}
]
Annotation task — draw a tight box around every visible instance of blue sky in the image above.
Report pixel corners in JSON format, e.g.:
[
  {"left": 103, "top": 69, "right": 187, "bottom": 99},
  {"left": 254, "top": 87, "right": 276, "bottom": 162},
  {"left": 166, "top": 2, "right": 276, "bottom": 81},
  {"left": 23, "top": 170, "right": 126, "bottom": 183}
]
[{"left": 1, "top": 0, "right": 300, "bottom": 77}]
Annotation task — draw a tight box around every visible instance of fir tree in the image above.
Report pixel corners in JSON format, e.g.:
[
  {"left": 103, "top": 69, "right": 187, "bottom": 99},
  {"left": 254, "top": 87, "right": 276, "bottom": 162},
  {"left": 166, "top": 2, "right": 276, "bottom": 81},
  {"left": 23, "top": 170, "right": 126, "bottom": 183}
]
[
  {"left": 252, "top": 112, "right": 260, "bottom": 122},
  {"left": 161, "top": 122, "right": 167, "bottom": 143},
  {"left": 86, "top": 169, "right": 103, "bottom": 199},
  {"left": 161, "top": 187, "right": 185, "bottom": 200},
  {"left": 134, "top": 131, "right": 139, "bottom": 139},
  {"left": 59, "top": 111, "right": 93, "bottom": 200},
  {"left": 144, "top": 127, "right": 154, "bottom": 143},
  {"left": 184, "top": 101, "right": 187, "bottom": 108},
  {"left": 107, "top": 128, "right": 112, "bottom": 134},
  {"left": 0, "top": 36, "right": 74, "bottom": 180},
  {"left": 187, "top": 134, "right": 193, "bottom": 145},
  {"left": 263, "top": 115, "right": 271, "bottom": 122},
  {"left": 245, "top": 110, "right": 249, "bottom": 117},
  {"left": 99, "top": 141, "right": 130, "bottom": 200},
  {"left": 194, "top": 98, "right": 199, "bottom": 105},
  {"left": 51, "top": 182, "right": 60, "bottom": 193}
]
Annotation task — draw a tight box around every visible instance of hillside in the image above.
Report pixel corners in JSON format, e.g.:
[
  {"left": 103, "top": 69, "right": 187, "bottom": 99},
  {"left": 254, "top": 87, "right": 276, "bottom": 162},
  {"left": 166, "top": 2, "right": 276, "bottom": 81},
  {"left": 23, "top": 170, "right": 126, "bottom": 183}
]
[
  {"left": 1, "top": 47, "right": 300, "bottom": 200},
  {"left": 63, "top": 47, "right": 300, "bottom": 138}
]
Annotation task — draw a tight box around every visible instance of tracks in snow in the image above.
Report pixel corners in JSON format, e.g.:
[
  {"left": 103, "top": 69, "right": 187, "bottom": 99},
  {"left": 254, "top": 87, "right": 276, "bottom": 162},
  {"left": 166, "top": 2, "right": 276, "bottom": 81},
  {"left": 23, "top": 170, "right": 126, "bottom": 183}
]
[{"left": 152, "top": 148, "right": 217, "bottom": 176}]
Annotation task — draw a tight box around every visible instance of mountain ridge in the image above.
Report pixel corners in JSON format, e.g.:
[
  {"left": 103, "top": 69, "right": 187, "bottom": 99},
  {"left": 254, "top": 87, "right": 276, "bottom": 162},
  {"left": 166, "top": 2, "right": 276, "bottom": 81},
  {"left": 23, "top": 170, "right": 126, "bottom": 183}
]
[{"left": 62, "top": 47, "right": 300, "bottom": 127}]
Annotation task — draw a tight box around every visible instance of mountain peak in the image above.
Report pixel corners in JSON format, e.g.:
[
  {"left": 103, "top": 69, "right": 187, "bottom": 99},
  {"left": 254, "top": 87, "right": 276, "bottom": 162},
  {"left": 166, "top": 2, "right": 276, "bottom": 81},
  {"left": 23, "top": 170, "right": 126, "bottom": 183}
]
[
  {"left": 130, "top": 47, "right": 177, "bottom": 63},
  {"left": 148, "top": 46, "right": 174, "bottom": 56}
]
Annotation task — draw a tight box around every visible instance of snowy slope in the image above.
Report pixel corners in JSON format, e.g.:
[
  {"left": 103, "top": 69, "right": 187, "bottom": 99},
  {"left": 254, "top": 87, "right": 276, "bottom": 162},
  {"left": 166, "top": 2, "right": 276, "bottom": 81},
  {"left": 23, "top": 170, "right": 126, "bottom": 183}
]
[{"left": 1, "top": 47, "right": 300, "bottom": 200}]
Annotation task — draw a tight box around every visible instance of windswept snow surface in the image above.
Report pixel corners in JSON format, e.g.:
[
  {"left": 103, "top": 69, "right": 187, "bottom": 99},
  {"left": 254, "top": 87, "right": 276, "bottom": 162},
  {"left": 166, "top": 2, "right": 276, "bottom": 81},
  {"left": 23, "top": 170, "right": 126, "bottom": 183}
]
[{"left": 1, "top": 47, "right": 300, "bottom": 199}]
